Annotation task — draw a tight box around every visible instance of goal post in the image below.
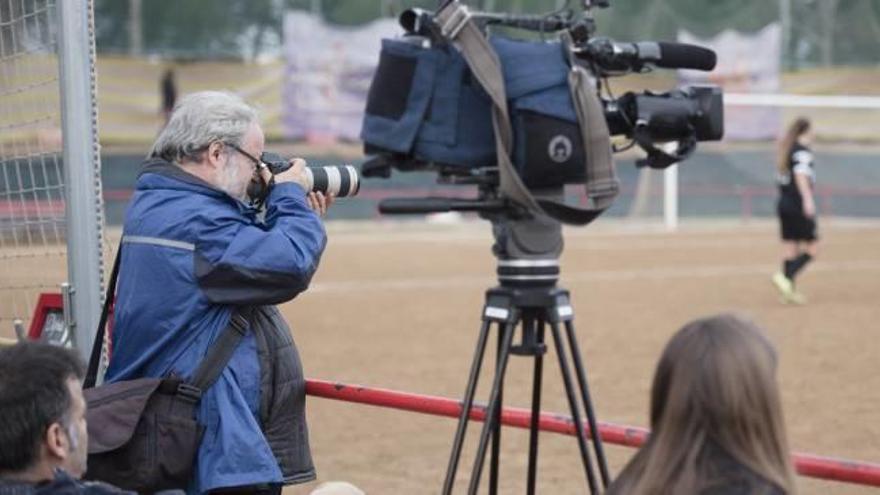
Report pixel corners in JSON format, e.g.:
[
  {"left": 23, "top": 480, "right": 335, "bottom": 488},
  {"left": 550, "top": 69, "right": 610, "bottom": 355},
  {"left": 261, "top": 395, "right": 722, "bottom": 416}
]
[{"left": 57, "top": 0, "right": 104, "bottom": 359}]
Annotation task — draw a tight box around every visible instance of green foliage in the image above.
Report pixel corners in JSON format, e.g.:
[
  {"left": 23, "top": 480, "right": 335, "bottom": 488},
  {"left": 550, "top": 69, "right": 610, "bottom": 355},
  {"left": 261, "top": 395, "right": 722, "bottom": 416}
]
[{"left": 94, "top": 0, "right": 880, "bottom": 66}]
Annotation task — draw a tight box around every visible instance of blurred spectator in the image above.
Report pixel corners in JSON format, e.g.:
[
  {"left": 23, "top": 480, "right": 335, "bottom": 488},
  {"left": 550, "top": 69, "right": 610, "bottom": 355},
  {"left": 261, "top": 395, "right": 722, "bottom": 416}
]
[
  {"left": 160, "top": 68, "right": 178, "bottom": 125},
  {"left": 606, "top": 314, "right": 795, "bottom": 495},
  {"left": 0, "top": 342, "right": 131, "bottom": 494}
]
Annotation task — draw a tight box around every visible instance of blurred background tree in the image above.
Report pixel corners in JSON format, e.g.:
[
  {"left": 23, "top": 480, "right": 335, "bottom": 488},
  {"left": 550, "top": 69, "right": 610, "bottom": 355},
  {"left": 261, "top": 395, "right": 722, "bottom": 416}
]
[{"left": 94, "top": 0, "right": 879, "bottom": 67}]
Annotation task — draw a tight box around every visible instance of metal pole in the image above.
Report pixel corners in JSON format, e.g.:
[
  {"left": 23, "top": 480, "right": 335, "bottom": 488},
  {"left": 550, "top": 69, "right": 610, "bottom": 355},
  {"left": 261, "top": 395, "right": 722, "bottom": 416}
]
[
  {"left": 57, "top": 0, "right": 105, "bottom": 361},
  {"left": 663, "top": 164, "right": 678, "bottom": 231},
  {"left": 129, "top": 0, "right": 143, "bottom": 55},
  {"left": 442, "top": 319, "right": 493, "bottom": 495},
  {"left": 779, "top": 0, "right": 791, "bottom": 69},
  {"left": 526, "top": 319, "right": 545, "bottom": 495}
]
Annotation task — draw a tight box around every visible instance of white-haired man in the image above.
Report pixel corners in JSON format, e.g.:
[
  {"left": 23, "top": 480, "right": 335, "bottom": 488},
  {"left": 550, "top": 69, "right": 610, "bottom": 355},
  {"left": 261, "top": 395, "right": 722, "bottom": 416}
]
[{"left": 105, "top": 91, "right": 330, "bottom": 494}]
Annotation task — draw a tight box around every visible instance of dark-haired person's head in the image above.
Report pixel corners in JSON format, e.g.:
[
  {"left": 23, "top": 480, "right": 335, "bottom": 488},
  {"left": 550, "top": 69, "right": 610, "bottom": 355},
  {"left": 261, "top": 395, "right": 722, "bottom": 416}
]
[
  {"left": 0, "top": 342, "right": 88, "bottom": 482},
  {"left": 777, "top": 116, "right": 812, "bottom": 174},
  {"left": 609, "top": 313, "right": 795, "bottom": 495}
]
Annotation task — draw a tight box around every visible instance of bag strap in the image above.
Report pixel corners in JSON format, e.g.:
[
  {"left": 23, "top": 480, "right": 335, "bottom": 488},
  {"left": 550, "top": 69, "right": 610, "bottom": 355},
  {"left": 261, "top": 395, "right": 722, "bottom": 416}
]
[
  {"left": 433, "top": 1, "right": 619, "bottom": 226},
  {"left": 185, "top": 309, "right": 250, "bottom": 396},
  {"left": 84, "top": 239, "right": 251, "bottom": 402},
  {"left": 84, "top": 243, "right": 121, "bottom": 389}
]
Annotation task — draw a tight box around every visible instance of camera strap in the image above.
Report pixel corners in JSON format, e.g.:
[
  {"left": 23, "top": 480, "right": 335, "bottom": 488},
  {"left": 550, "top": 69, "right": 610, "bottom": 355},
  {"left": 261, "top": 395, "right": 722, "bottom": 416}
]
[
  {"left": 434, "top": 1, "right": 540, "bottom": 217},
  {"left": 434, "top": 1, "right": 619, "bottom": 226},
  {"left": 563, "top": 33, "right": 620, "bottom": 212},
  {"left": 632, "top": 128, "right": 697, "bottom": 169}
]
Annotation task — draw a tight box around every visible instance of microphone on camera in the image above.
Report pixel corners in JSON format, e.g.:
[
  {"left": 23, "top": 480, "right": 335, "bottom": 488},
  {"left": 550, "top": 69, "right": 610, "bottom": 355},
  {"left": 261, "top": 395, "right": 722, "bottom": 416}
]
[
  {"left": 587, "top": 38, "right": 717, "bottom": 72},
  {"left": 653, "top": 42, "right": 717, "bottom": 71}
]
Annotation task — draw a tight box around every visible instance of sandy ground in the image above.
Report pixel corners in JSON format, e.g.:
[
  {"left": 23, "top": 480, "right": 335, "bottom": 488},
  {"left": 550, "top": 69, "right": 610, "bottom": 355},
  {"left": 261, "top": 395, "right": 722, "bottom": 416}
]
[
  {"left": 280, "top": 219, "right": 880, "bottom": 494},
  {"left": 4, "top": 219, "right": 879, "bottom": 493}
]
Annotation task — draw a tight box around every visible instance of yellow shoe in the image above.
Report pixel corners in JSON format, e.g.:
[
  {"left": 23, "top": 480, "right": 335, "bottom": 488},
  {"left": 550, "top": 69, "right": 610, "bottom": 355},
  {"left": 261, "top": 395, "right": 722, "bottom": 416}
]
[
  {"left": 771, "top": 272, "right": 793, "bottom": 299},
  {"left": 786, "top": 290, "right": 807, "bottom": 305}
]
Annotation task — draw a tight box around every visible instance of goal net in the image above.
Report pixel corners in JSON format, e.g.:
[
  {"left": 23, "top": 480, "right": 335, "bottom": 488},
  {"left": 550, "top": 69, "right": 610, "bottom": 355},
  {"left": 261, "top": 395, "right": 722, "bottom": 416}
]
[
  {"left": 0, "top": 0, "right": 67, "bottom": 340},
  {"left": 1, "top": 0, "right": 105, "bottom": 356}
]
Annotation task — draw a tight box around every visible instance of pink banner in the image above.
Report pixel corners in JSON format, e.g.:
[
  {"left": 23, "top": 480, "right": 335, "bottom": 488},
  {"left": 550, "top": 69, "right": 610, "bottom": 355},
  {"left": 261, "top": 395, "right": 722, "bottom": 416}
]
[
  {"left": 679, "top": 24, "right": 782, "bottom": 141},
  {"left": 282, "top": 12, "right": 399, "bottom": 142}
]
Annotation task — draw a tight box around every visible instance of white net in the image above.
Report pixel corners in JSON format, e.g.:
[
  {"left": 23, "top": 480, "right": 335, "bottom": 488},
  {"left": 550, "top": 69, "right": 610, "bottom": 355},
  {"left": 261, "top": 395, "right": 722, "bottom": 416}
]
[{"left": 0, "top": 0, "right": 67, "bottom": 337}]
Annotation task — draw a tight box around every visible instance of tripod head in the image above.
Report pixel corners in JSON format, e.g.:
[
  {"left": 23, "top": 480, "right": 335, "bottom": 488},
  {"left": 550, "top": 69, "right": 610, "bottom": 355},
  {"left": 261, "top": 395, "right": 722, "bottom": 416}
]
[{"left": 379, "top": 183, "right": 564, "bottom": 286}]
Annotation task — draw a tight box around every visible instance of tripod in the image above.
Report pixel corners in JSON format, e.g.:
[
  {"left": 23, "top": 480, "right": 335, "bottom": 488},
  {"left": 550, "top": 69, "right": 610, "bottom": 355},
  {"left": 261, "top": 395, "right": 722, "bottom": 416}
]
[
  {"left": 441, "top": 253, "right": 610, "bottom": 494},
  {"left": 377, "top": 190, "right": 610, "bottom": 494}
]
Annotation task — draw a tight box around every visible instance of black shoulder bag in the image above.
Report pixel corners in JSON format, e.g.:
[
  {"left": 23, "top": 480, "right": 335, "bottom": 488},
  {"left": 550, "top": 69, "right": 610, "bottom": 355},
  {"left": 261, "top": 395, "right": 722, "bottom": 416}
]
[{"left": 82, "top": 245, "right": 250, "bottom": 493}]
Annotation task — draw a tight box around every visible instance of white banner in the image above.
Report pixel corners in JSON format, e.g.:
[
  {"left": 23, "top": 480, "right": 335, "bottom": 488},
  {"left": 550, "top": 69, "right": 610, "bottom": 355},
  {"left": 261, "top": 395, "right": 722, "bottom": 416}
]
[
  {"left": 282, "top": 12, "right": 400, "bottom": 141},
  {"left": 679, "top": 23, "right": 782, "bottom": 140}
]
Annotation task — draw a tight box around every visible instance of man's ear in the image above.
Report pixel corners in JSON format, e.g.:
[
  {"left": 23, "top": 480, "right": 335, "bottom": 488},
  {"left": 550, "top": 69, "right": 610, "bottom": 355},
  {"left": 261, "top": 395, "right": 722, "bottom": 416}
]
[
  {"left": 205, "top": 141, "right": 226, "bottom": 169},
  {"left": 44, "top": 422, "right": 69, "bottom": 462}
]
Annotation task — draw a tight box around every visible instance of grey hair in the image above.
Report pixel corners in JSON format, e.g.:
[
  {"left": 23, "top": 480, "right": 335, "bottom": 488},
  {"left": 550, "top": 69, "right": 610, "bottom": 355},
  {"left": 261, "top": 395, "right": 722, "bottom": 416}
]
[{"left": 150, "top": 91, "right": 258, "bottom": 162}]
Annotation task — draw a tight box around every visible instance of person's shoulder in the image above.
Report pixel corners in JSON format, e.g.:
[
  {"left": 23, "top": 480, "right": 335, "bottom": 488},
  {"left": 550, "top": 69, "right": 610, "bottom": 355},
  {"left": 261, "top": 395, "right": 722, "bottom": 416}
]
[
  {"left": 0, "top": 478, "right": 36, "bottom": 494},
  {"left": 790, "top": 143, "right": 813, "bottom": 159},
  {"left": 700, "top": 478, "right": 783, "bottom": 495},
  {"left": 77, "top": 480, "right": 137, "bottom": 495},
  {"left": 24, "top": 472, "right": 134, "bottom": 495},
  {"left": 699, "top": 444, "right": 784, "bottom": 495}
]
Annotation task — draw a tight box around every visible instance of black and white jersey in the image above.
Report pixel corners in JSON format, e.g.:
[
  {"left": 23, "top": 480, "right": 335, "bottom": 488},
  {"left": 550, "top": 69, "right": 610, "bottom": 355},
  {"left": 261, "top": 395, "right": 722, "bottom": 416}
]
[{"left": 777, "top": 143, "right": 815, "bottom": 207}]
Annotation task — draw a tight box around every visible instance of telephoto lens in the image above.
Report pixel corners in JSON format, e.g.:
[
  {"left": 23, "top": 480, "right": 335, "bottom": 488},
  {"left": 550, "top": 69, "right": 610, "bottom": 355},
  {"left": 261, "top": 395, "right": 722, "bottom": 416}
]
[
  {"left": 304, "top": 165, "right": 360, "bottom": 198},
  {"left": 260, "top": 152, "right": 360, "bottom": 197}
]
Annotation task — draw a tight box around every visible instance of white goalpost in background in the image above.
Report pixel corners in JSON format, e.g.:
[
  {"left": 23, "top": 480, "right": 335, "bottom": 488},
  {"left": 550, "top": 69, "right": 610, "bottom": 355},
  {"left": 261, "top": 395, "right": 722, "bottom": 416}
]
[
  {"left": 657, "top": 92, "right": 880, "bottom": 231},
  {"left": 0, "top": 0, "right": 104, "bottom": 359}
]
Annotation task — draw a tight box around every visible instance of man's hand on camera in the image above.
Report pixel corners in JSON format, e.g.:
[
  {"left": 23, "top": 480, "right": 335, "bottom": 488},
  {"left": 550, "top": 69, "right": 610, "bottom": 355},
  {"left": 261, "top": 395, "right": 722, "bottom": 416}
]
[
  {"left": 307, "top": 191, "right": 334, "bottom": 217},
  {"left": 272, "top": 157, "right": 311, "bottom": 192}
]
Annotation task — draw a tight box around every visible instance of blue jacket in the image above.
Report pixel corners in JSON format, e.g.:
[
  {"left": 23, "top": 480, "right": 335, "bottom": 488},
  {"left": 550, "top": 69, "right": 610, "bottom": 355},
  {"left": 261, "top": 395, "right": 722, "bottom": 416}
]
[
  {"left": 105, "top": 159, "right": 326, "bottom": 494},
  {"left": 0, "top": 469, "right": 139, "bottom": 495}
]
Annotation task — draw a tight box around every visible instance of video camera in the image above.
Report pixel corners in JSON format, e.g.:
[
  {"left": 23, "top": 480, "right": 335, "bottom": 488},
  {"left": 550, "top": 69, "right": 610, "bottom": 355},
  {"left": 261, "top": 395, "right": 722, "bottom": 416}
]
[{"left": 360, "top": 0, "right": 723, "bottom": 226}]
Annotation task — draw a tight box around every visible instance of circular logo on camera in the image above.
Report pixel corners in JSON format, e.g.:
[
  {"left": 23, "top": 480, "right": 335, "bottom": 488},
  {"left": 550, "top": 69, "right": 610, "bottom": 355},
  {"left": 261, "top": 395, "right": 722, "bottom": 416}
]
[{"left": 548, "top": 135, "right": 573, "bottom": 163}]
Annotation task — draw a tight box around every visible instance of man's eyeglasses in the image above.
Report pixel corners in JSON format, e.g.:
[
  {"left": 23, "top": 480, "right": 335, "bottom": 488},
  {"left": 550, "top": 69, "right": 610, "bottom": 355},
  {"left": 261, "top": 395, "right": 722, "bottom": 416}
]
[{"left": 226, "top": 143, "right": 265, "bottom": 171}]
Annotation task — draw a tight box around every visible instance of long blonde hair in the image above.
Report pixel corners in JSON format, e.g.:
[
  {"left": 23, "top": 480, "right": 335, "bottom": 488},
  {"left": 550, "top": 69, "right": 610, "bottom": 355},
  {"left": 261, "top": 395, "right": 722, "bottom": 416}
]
[
  {"left": 608, "top": 314, "right": 795, "bottom": 495},
  {"left": 777, "top": 118, "right": 811, "bottom": 175}
]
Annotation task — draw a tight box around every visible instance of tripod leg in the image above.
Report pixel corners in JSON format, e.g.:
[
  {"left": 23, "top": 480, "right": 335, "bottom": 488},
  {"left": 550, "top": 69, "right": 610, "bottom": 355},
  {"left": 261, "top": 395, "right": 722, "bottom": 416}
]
[
  {"left": 526, "top": 318, "right": 545, "bottom": 495},
  {"left": 442, "top": 319, "right": 493, "bottom": 495},
  {"left": 489, "top": 318, "right": 509, "bottom": 495},
  {"left": 565, "top": 320, "right": 611, "bottom": 486},
  {"left": 549, "top": 321, "right": 600, "bottom": 495},
  {"left": 467, "top": 320, "right": 517, "bottom": 495}
]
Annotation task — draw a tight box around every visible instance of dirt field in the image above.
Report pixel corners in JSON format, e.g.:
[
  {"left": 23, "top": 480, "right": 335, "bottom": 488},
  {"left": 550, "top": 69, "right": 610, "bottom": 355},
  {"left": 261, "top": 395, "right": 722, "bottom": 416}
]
[
  {"left": 4, "top": 218, "right": 878, "bottom": 493},
  {"left": 278, "top": 219, "right": 880, "bottom": 494}
]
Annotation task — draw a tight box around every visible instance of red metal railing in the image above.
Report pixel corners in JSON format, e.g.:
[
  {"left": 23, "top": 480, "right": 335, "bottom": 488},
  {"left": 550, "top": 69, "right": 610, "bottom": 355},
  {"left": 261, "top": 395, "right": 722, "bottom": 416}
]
[
  {"left": 306, "top": 379, "right": 880, "bottom": 488},
  {"left": 99, "top": 185, "right": 880, "bottom": 221}
]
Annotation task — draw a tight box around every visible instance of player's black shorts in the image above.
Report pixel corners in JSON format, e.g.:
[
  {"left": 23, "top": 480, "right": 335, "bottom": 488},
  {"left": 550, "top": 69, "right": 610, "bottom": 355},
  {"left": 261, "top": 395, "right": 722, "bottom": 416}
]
[{"left": 778, "top": 207, "right": 817, "bottom": 241}]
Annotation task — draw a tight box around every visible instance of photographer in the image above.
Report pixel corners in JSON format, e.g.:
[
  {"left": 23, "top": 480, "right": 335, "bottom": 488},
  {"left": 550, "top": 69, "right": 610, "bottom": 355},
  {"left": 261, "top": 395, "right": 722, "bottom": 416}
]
[{"left": 104, "top": 91, "right": 331, "bottom": 494}]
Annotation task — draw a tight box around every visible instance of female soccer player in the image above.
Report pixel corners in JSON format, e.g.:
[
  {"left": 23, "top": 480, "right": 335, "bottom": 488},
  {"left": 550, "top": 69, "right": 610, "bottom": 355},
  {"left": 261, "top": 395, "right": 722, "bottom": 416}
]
[{"left": 772, "top": 117, "right": 818, "bottom": 304}]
